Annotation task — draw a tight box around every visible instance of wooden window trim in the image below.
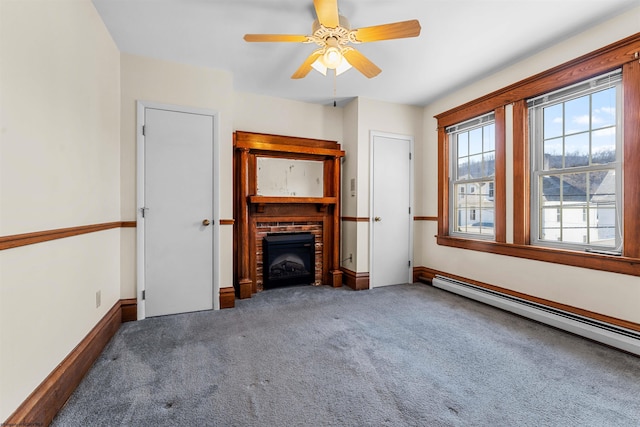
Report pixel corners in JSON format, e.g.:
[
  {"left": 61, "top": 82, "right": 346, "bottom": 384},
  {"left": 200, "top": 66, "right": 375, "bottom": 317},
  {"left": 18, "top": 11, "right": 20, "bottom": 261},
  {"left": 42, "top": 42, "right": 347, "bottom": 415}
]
[
  {"left": 436, "top": 33, "right": 640, "bottom": 277},
  {"left": 512, "top": 100, "right": 530, "bottom": 245},
  {"left": 494, "top": 106, "right": 506, "bottom": 243},
  {"left": 622, "top": 59, "right": 640, "bottom": 260}
]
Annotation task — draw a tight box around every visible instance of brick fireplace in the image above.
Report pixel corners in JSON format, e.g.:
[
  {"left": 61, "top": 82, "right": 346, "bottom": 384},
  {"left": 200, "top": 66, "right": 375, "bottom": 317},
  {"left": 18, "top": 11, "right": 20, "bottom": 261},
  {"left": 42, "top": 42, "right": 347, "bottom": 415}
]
[{"left": 234, "top": 131, "right": 344, "bottom": 299}]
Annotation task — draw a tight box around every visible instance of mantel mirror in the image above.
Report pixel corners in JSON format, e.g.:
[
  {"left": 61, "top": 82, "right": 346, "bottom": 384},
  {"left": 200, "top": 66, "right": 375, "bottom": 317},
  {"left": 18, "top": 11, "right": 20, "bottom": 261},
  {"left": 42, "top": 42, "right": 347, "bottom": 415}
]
[{"left": 256, "top": 157, "right": 324, "bottom": 198}]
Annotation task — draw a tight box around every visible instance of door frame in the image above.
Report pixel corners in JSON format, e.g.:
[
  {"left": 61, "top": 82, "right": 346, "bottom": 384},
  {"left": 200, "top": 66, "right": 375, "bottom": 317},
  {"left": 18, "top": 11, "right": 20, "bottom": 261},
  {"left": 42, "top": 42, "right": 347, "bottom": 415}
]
[
  {"left": 369, "top": 130, "right": 414, "bottom": 288},
  {"left": 136, "top": 101, "right": 221, "bottom": 319}
]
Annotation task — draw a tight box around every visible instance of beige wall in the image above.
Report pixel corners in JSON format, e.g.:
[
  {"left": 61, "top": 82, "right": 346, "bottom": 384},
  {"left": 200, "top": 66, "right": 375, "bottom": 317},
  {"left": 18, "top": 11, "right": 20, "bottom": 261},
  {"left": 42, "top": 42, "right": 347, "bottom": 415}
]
[
  {"left": 233, "top": 91, "right": 343, "bottom": 142},
  {"left": 340, "top": 99, "right": 359, "bottom": 271},
  {"left": 417, "top": 6, "right": 640, "bottom": 323},
  {"left": 0, "top": 0, "right": 121, "bottom": 420}
]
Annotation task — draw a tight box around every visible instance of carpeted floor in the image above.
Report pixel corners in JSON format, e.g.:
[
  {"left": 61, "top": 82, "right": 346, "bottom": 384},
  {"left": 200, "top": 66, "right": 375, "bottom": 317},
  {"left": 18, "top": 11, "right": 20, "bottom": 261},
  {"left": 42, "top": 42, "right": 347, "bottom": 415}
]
[{"left": 52, "top": 283, "right": 640, "bottom": 426}]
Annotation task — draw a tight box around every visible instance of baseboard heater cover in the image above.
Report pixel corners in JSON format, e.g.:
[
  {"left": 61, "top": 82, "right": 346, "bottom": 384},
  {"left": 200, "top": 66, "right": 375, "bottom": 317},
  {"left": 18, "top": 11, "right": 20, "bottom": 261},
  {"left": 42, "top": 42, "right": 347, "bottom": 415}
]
[{"left": 432, "top": 275, "right": 640, "bottom": 356}]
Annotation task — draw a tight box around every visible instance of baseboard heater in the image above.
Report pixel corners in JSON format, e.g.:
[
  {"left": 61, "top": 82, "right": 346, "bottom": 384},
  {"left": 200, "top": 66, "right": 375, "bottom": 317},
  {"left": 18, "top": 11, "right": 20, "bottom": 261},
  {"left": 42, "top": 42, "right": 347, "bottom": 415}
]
[{"left": 431, "top": 275, "right": 640, "bottom": 356}]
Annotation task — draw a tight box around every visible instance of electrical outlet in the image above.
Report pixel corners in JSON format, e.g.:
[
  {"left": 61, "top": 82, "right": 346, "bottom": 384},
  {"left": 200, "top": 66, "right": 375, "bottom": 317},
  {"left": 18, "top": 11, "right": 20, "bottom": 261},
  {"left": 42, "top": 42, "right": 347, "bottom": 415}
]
[{"left": 96, "top": 290, "right": 101, "bottom": 308}]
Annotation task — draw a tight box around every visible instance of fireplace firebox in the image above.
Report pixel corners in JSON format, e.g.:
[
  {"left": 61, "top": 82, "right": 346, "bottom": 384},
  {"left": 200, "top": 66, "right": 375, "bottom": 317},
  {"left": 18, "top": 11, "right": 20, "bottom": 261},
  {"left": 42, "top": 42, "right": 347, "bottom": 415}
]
[{"left": 263, "top": 233, "right": 315, "bottom": 289}]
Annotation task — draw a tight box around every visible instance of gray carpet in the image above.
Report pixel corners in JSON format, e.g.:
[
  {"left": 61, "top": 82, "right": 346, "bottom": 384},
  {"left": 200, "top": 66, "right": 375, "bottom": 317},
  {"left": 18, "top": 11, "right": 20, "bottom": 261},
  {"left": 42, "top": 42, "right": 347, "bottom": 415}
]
[{"left": 52, "top": 283, "right": 640, "bottom": 426}]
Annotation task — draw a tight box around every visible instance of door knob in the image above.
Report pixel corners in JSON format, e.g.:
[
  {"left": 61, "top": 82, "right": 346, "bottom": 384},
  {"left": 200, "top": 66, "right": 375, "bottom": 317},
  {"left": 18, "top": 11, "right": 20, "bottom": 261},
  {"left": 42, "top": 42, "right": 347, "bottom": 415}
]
[
  {"left": 374, "top": 217, "right": 381, "bottom": 222},
  {"left": 202, "top": 219, "right": 211, "bottom": 226}
]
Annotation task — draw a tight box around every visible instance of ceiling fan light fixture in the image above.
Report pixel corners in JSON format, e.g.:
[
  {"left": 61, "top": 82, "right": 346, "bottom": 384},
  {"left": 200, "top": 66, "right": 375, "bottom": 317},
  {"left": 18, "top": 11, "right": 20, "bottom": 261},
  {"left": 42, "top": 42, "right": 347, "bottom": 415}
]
[
  {"left": 335, "top": 57, "right": 352, "bottom": 76},
  {"left": 311, "top": 48, "right": 351, "bottom": 76},
  {"left": 311, "top": 59, "right": 328, "bottom": 76},
  {"left": 323, "top": 46, "right": 342, "bottom": 68},
  {"left": 311, "top": 36, "right": 351, "bottom": 76}
]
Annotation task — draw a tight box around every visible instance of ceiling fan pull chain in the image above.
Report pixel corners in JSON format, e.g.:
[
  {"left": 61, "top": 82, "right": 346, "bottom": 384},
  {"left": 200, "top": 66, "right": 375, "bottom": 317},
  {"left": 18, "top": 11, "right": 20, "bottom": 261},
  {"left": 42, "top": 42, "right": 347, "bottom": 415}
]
[{"left": 333, "top": 71, "right": 337, "bottom": 107}]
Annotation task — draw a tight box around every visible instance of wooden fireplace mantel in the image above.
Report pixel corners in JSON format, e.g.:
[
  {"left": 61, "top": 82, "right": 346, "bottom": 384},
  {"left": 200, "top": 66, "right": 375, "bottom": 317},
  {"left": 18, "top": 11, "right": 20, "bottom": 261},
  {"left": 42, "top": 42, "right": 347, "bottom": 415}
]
[
  {"left": 234, "top": 131, "right": 345, "bottom": 298},
  {"left": 248, "top": 196, "right": 337, "bottom": 213}
]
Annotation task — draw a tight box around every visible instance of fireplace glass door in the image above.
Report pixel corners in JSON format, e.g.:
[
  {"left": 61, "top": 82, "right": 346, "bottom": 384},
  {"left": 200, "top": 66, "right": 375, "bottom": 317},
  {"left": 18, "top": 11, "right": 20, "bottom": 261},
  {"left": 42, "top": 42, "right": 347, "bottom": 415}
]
[{"left": 263, "top": 233, "right": 315, "bottom": 289}]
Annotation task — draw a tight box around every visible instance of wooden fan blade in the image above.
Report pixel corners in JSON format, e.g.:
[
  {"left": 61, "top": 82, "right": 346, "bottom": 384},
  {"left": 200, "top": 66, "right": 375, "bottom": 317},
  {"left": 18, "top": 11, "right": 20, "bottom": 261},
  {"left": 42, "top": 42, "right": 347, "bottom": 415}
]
[
  {"left": 244, "top": 34, "right": 309, "bottom": 43},
  {"left": 353, "top": 19, "right": 421, "bottom": 43},
  {"left": 343, "top": 49, "right": 381, "bottom": 79},
  {"left": 313, "top": 0, "right": 339, "bottom": 28},
  {"left": 291, "top": 52, "right": 322, "bottom": 79}
]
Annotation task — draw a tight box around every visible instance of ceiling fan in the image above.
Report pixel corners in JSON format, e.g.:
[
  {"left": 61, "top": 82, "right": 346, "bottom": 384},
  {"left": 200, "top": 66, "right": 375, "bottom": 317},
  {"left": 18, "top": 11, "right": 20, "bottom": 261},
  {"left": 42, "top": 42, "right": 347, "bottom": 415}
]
[{"left": 243, "top": 0, "right": 421, "bottom": 79}]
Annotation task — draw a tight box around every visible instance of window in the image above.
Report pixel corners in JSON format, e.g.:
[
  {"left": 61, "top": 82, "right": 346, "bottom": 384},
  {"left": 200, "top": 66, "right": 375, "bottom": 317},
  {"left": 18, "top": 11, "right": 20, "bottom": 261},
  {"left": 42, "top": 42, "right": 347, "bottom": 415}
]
[
  {"left": 447, "top": 113, "right": 495, "bottom": 238},
  {"left": 435, "top": 34, "right": 640, "bottom": 276},
  {"left": 529, "top": 69, "right": 622, "bottom": 252}
]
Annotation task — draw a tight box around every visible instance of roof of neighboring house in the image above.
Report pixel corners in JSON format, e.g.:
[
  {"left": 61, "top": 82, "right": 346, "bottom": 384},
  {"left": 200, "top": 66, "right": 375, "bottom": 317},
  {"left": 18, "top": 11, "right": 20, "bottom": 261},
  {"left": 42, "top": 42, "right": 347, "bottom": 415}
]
[
  {"left": 542, "top": 176, "right": 585, "bottom": 203},
  {"left": 590, "top": 170, "right": 616, "bottom": 204}
]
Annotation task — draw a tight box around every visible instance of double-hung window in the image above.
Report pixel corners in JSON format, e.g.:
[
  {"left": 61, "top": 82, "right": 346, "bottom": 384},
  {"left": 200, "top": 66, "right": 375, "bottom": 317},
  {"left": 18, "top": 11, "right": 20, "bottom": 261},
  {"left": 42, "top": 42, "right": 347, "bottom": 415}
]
[
  {"left": 528, "top": 69, "right": 622, "bottom": 253},
  {"left": 448, "top": 112, "right": 496, "bottom": 238}
]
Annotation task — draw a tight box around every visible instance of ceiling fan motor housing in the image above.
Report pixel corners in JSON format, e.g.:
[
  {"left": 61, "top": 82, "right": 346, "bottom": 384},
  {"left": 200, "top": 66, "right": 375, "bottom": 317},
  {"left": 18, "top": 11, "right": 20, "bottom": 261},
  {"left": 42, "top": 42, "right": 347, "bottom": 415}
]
[{"left": 310, "top": 15, "right": 356, "bottom": 47}]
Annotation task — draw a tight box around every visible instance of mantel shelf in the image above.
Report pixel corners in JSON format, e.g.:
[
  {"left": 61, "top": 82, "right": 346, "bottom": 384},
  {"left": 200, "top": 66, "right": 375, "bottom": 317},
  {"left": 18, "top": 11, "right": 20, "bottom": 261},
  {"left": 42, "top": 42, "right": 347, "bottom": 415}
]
[
  {"left": 248, "top": 196, "right": 337, "bottom": 213},
  {"left": 249, "top": 196, "right": 337, "bottom": 204}
]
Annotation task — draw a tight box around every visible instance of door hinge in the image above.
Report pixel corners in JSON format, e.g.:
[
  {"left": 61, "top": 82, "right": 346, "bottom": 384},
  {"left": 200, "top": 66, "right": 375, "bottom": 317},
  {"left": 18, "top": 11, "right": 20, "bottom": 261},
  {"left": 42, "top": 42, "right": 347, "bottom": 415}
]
[
  {"left": 409, "top": 207, "right": 411, "bottom": 214},
  {"left": 140, "top": 207, "right": 148, "bottom": 218},
  {"left": 409, "top": 152, "right": 412, "bottom": 160},
  {"left": 142, "top": 125, "right": 146, "bottom": 136},
  {"left": 142, "top": 290, "right": 146, "bottom": 300},
  {"left": 408, "top": 260, "right": 411, "bottom": 267}
]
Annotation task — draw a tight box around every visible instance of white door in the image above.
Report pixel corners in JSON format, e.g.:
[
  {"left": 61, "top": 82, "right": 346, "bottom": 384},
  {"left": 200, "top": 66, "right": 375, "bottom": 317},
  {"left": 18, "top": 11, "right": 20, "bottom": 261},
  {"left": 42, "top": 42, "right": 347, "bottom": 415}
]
[
  {"left": 140, "top": 106, "right": 215, "bottom": 317},
  {"left": 370, "top": 132, "right": 413, "bottom": 287}
]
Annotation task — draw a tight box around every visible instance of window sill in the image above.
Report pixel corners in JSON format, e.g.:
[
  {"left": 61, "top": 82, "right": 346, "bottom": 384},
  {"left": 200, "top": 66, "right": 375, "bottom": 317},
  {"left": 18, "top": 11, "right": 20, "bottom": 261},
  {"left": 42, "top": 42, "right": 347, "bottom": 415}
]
[{"left": 436, "top": 235, "right": 640, "bottom": 277}]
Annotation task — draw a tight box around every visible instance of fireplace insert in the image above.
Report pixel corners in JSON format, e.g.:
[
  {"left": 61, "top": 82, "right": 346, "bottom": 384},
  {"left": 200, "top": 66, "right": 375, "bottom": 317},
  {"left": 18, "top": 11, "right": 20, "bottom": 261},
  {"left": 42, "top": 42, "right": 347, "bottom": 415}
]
[{"left": 263, "top": 233, "right": 315, "bottom": 289}]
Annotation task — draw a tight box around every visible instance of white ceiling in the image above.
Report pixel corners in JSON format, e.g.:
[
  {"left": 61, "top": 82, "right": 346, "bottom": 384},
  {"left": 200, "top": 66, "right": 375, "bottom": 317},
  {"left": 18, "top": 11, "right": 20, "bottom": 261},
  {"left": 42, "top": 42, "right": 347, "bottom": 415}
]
[{"left": 92, "top": 0, "right": 638, "bottom": 107}]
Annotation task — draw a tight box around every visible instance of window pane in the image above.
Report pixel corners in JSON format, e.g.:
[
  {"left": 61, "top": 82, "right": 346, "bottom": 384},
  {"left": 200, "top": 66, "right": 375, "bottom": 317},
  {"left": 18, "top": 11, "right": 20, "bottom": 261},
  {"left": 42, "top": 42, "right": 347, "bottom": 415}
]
[
  {"left": 564, "top": 133, "right": 589, "bottom": 167},
  {"left": 468, "top": 154, "right": 482, "bottom": 178},
  {"left": 483, "top": 124, "right": 495, "bottom": 151},
  {"left": 469, "top": 128, "right": 483, "bottom": 155},
  {"left": 457, "top": 133, "right": 468, "bottom": 156},
  {"left": 541, "top": 174, "right": 562, "bottom": 207},
  {"left": 564, "top": 95, "right": 590, "bottom": 135},
  {"left": 544, "top": 103, "right": 563, "bottom": 139},
  {"left": 562, "top": 173, "right": 587, "bottom": 203},
  {"left": 589, "top": 171, "right": 617, "bottom": 247},
  {"left": 477, "top": 210, "right": 494, "bottom": 235},
  {"left": 590, "top": 207, "right": 616, "bottom": 247},
  {"left": 456, "top": 208, "right": 467, "bottom": 233},
  {"left": 592, "top": 128, "right": 616, "bottom": 165},
  {"left": 483, "top": 152, "right": 495, "bottom": 176},
  {"left": 561, "top": 207, "right": 588, "bottom": 244},
  {"left": 589, "top": 170, "right": 615, "bottom": 203},
  {"left": 458, "top": 157, "right": 469, "bottom": 178},
  {"left": 540, "top": 207, "right": 561, "bottom": 241},
  {"left": 543, "top": 137, "right": 563, "bottom": 170},
  {"left": 591, "top": 87, "right": 616, "bottom": 130}
]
